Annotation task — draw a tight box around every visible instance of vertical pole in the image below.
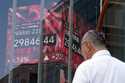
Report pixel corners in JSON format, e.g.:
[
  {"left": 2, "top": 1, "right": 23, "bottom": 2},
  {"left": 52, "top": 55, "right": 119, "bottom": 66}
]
[
  {"left": 37, "top": 0, "right": 45, "bottom": 83},
  {"left": 8, "top": 0, "right": 17, "bottom": 83},
  {"left": 100, "top": 0, "right": 103, "bottom": 11},
  {"left": 96, "top": 0, "right": 100, "bottom": 25},
  {"left": 68, "top": 0, "right": 73, "bottom": 83},
  {"left": 8, "top": 71, "right": 13, "bottom": 83},
  {"left": 96, "top": 0, "right": 109, "bottom": 32}
]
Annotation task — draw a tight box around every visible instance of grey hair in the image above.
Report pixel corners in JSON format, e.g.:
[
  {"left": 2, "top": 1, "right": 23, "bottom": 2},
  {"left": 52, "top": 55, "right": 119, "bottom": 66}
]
[{"left": 81, "top": 30, "right": 105, "bottom": 48}]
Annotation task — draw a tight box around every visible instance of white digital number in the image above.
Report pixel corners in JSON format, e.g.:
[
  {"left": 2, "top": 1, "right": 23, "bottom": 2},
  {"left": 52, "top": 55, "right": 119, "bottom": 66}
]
[
  {"left": 18, "top": 39, "right": 24, "bottom": 46},
  {"left": 36, "top": 37, "right": 40, "bottom": 45},
  {"left": 14, "top": 37, "right": 40, "bottom": 48},
  {"left": 43, "top": 35, "right": 56, "bottom": 44},
  {"left": 44, "top": 36, "right": 49, "bottom": 44},
  {"left": 14, "top": 40, "right": 18, "bottom": 48},
  {"left": 49, "top": 36, "right": 54, "bottom": 43},
  {"left": 24, "top": 38, "right": 30, "bottom": 46},
  {"left": 30, "top": 38, "right": 35, "bottom": 46},
  {"left": 14, "top": 34, "right": 56, "bottom": 48}
]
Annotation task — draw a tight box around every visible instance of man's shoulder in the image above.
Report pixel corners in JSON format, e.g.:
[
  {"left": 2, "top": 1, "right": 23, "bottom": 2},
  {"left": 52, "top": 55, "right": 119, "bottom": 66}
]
[
  {"left": 112, "top": 57, "right": 125, "bottom": 66},
  {"left": 78, "top": 59, "right": 92, "bottom": 70}
]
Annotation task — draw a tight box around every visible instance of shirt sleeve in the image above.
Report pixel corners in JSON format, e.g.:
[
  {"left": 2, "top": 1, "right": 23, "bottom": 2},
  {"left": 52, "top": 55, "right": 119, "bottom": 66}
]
[{"left": 72, "top": 64, "right": 89, "bottom": 83}]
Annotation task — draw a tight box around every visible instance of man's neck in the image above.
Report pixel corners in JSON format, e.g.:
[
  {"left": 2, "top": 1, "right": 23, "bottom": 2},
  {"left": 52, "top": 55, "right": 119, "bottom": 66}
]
[{"left": 91, "top": 47, "right": 107, "bottom": 57}]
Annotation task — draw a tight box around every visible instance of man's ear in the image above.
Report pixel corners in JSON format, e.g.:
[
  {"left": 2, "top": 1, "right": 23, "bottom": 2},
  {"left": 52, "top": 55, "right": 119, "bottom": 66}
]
[{"left": 84, "top": 41, "right": 92, "bottom": 52}]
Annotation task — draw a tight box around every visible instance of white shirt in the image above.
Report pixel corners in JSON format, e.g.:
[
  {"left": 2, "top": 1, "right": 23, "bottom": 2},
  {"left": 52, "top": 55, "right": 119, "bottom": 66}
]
[{"left": 72, "top": 50, "right": 125, "bottom": 83}]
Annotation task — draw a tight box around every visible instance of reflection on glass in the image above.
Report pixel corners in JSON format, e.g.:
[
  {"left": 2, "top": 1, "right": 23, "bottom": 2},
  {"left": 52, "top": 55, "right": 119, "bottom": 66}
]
[{"left": 5, "top": 0, "right": 100, "bottom": 83}]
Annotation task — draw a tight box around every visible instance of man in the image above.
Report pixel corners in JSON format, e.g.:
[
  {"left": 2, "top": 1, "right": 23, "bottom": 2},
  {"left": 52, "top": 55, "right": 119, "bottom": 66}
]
[{"left": 72, "top": 30, "right": 125, "bottom": 83}]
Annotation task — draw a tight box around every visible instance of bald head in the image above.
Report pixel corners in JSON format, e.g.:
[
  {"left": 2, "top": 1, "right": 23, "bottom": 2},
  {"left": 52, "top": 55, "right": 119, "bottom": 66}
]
[
  {"left": 81, "top": 30, "right": 106, "bottom": 60},
  {"left": 81, "top": 30, "right": 105, "bottom": 49}
]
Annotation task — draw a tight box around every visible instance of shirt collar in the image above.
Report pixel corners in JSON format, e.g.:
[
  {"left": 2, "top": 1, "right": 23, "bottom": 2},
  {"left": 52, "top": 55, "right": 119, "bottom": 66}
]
[{"left": 92, "top": 50, "right": 111, "bottom": 58}]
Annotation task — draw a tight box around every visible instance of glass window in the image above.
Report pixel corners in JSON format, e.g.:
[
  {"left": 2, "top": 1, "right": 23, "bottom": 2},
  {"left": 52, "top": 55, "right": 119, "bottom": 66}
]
[
  {"left": 0, "top": 0, "right": 100, "bottom": 83},
  {"left": 104, "top": 0, "right": 125, "bottom": 61}
]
